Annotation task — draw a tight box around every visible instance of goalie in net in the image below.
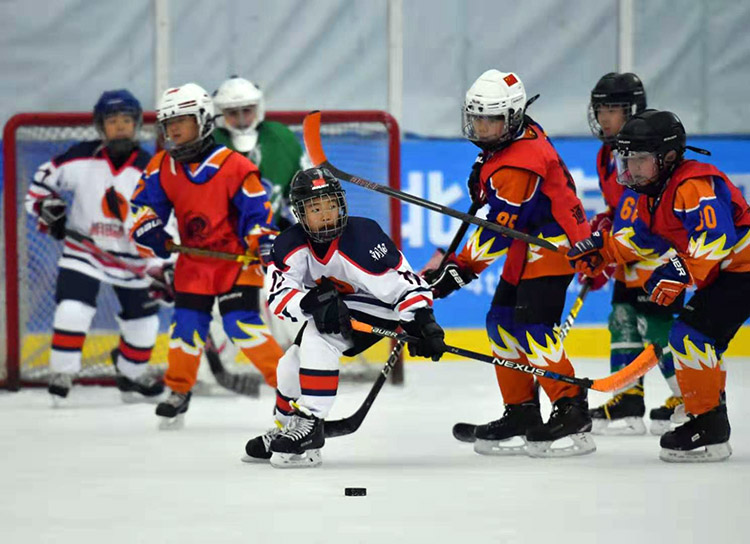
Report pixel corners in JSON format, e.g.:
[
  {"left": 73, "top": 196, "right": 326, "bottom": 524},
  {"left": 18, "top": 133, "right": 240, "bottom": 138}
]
[{"left": 24, "top": 89, "right": 166, "bottom": 403}]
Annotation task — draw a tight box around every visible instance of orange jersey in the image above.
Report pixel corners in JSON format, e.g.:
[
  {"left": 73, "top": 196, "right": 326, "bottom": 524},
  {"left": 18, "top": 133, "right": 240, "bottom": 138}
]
[
  {"left": 607, "top": 160, "right": 750, "bottom": 288},
  {"left": 458, "top": 121, "right": 590, "bottom": 283},
  {"left": 131, "top": 145, "right": 275, "bottom": 294}
]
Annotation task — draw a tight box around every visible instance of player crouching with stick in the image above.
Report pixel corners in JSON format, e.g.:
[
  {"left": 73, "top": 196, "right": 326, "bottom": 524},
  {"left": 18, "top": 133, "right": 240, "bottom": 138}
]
[{"left": 243, "top": 168, "right": 447, "bottom": 468}]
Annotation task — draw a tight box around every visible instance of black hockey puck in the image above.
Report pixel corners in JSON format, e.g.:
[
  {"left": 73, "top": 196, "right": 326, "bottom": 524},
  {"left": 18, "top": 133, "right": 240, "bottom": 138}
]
[{"left": 345, "top": 487, "right": 366, "bottom": 496}]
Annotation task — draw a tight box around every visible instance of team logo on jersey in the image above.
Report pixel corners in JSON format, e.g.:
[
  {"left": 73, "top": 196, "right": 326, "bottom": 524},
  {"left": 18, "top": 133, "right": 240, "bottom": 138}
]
[
  {"left": 369, "top": 243, "right": 388, "bottom": 260},
  {"left": 185, "top": 213, "right": 210, "bottom": 242},
  {"left": 101, "top": 188, "right": 128, "bottom": 221}
]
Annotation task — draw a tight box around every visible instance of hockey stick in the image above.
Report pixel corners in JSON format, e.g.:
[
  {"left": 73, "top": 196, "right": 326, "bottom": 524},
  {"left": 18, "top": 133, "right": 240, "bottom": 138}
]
[
  {"left": 324, "top": 203, "right": 481, "bottom": 438},
  {"left": 64, "top": 229, "right": 260, "bottom": 396},
  {"left": 165, "top": 240, "right": 259, "bottom": 265},
  {"left": 302, "top": 111, "right": 566, "bottom": 254},
  {"left": 350, "top": 319, "right": 661, "bottom": 393}
]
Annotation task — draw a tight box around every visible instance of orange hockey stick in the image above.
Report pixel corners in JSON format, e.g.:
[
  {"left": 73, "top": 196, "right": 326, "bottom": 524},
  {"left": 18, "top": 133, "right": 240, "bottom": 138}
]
[{"left": 350, "top": 319, "right": 661, "bottom": 393}]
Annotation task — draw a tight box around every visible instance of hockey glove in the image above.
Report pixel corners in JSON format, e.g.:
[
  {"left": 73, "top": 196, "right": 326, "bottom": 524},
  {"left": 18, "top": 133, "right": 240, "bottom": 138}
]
[
  {"left": 300, "top": 277, "right": 352, "bottom": 339},
  {"left": 146, "top": 263, "right": 175, "bottom": 306},
  {"left": 567, "top": 231, "right": 611, "bottom": 277},
  {"left": 422, "top": 253, "right": 477, "bottom": 299},
  {"left": 132, "top": 217, "right": 173, "bottom": 259},
  {"left": 645, "top": 256, "right": 692, "bottom": 306},
  {"left": 466, "top": 153, "right": 487, "bottom": 206},
  {"left": 258, "top": 233, "right": 276, "bottom": 268},
  {"left": 400, "top": 308, "right": 447, "bottom": 361},
  {"left": 589, "top": 210, "right": 613, "bottom": 234},
  {"left": 36, "top": 196, "right": 67, "bottom": 240},
  {"left": 579, "top": 262, "right": 615, "bottom": 292}
]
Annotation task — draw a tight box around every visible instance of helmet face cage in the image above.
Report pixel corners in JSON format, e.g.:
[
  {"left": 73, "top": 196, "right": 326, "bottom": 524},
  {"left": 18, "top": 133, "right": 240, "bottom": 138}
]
[
  {"left": 587, "top": 101, "right": 638, "bottom": 143},
  {"left": 293, "top": 191, "right": 348, "bottom": 243},
  {"left": 213, "top": 77, "right": 266, "bottom": 135},
  {"left": 157, "top": 85, "right": 215, "bottom": 162}
]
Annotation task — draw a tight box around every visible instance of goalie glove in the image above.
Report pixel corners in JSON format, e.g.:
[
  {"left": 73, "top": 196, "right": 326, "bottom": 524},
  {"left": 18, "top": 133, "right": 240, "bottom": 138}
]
[
  {"left": 400, "top": 308, "right": 446, "bottom": 361},
  {"left": 36, "top": 196, "right": 67, "bottom": 240},
  {"left": 645, "top": 256, "right": 692, "bottom": 306},
  {"left": 422, "top": 253, "right": 477, "bottom": 299},
  {"left": 300, "top": 277, "right": 352, "bottom": 339}
]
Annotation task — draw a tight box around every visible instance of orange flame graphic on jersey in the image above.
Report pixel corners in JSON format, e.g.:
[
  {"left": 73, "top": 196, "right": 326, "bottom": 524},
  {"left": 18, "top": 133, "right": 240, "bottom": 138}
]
[
  {"left": 670, "top": 335, "right": 720, "bottom": 371},
  {"left": 523, "top": 330, "right": 564, "bottom": 368}
]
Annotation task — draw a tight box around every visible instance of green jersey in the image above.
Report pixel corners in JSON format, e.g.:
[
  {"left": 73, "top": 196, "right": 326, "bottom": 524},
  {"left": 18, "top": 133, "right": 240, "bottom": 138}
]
[{"left": 214, "top": 121, "right": 305, "bottom": 226}]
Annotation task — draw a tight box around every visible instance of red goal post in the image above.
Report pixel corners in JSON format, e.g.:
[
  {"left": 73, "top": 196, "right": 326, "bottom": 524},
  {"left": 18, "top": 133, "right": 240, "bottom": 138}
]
[{"left": 2, "top": 110, "right": 401, "bottom": 390}]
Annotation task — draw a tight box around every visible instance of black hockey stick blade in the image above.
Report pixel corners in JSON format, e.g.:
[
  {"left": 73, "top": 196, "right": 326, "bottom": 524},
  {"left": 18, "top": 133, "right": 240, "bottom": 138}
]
[
  {"left": 204, "top": 333, "right": 261, "bottom": 398},
  {"left": 302, "top": 111, "right": 564, "bottom": 254},
  {"left": 324, "top": 340, "right": 405, "bottom": 438}
]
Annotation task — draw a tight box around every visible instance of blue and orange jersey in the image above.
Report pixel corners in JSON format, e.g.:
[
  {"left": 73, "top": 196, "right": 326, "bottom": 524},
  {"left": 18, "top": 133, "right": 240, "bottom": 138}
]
[
  {"left": 607, "top": 160, "right": 750, "bottom": 288},
  {"left": 457, "top": 121, "right": 590, "bottom": 283},
  {"left": 130, "top": 144, "right": 277, "bottom": 294}
]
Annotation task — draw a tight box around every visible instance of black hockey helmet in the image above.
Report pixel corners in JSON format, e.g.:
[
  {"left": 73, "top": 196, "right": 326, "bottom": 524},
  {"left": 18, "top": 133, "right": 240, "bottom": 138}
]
[
  {"left": 290, "top": 167, "right": 348, "bottom": 242},
  {"left": 613, "top": 109, "right": 687, "bottom": 196},
  {"left": 588, "top": 72, "right": 647, "bottom": 143}
]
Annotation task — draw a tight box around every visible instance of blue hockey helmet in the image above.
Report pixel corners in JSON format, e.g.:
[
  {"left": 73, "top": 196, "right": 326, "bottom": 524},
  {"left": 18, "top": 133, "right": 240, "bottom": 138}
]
[{"left": 93, "top": 89, "right": 143, "bottom": 133}]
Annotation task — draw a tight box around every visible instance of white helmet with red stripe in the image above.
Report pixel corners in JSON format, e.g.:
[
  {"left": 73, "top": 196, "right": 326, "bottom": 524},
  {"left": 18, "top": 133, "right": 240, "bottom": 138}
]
[
  {"left": 156, "top": 83, "right": 215, "bottom": 161},
  {"left": 462, "top": 69, "right": 527, "bottom": 150}
]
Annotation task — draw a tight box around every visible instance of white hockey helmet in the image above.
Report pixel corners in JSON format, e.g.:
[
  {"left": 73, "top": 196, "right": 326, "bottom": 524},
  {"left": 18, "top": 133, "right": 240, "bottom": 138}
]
[
  {"left": 213, "top": 76, "right": 265, "bottom": 152},
  {"left": 156, "top": 83, "right": 215, "bottom": 162},
  {"left": 463, "top": 69, "right": 527, "bottom": 150}
]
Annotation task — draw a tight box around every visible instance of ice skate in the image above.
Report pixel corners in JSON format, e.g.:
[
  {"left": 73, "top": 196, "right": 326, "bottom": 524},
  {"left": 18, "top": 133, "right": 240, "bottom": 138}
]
[
  {"left": 110, "top": 349, "right": 165, "bottom": 403},
  {"left": 452, "top": 422, "right": 478, "bottom": 443},
  {"left": 659, "top": 405, "right": 732, "bottom": 463},
  {"left": 526, "top": 396, "right": 596, "bottom": 458},
  {"left": 242, "top": 421, "right": 283, "bottom": 463},
  {"left": 155, "top": 391, "right": 191, "bottom": 430},
  {"left": 48, "top": 373, "right": 73, "bottom": 406},
  {"left": 649, "top": 395, "right": 683, "bottom": 435},
  {"left": 589, "top": 385, "right": 646, "bottom": 435},
  {"left": 269, "top": 404, "right": 324, "bottom": 469},
  {"left": 473, "top": 402, "right": 543, "bottom": 456}
]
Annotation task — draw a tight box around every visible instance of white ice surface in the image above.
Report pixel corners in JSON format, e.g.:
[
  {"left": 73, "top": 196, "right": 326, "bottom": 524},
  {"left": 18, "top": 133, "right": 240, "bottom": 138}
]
[{"left": 1, "top": 359, "right": 748, "bottom": 544}]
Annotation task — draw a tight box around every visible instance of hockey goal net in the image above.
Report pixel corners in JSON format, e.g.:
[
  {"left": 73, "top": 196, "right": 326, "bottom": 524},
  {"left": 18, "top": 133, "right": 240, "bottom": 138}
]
[{"left": 1, "top": 110, "right": 401, "bottom": 390}]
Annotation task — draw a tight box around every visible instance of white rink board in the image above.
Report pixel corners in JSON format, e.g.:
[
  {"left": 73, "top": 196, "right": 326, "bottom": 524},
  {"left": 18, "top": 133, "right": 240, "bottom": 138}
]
[{"left": 1, "top": 359, "right": 748, "bottom": 544}]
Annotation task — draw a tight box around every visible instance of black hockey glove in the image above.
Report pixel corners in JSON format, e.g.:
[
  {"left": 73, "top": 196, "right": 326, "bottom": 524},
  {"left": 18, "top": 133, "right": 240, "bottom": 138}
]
[
  {"left": 37, "top": 196, "right": 67, "bottom": 240},
  {"left": 300, "top": 277, "right": 352, "bottom": 338},
  {"left": 401, "top": 308, "right": 446, "bottom": 361},
  {"left": 146, "top": 263, "right": 175, "bottom": 307},
  {"left": 467, "top": 153, "right": 487, "bottom": 206},
  {"left": 422, "top": 253, "right": 477, "bottom": 299}
]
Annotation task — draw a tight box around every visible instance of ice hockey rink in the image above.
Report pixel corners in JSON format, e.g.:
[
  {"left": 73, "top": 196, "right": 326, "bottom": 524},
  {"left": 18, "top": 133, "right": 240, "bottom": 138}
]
[{"left": 1, "top": 357, "right": 748, "bottom": 544}]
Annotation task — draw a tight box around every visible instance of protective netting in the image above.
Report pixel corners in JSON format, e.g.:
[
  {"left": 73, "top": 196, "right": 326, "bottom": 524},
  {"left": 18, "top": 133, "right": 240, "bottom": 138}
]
[{"left": 3, "top": 112, "right": 399, "bottom": 386}]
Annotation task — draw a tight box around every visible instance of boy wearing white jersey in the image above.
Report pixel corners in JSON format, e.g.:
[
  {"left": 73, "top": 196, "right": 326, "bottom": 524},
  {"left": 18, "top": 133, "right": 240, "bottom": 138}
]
[
  {"left": 244, "top": 168, "right": 447, "bottom": 468},
  {"left": 25, "top": 90, "right": 164, "bottom": 402}
]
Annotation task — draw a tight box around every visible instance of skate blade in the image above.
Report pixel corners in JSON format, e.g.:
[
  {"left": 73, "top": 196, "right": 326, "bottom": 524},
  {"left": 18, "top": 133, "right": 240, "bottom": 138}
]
[
  {"left": 527, "top": 432, "right": 597, "bottom": 458},
  {"left": 241, "top": 454, "right": 270, "bottom": 464},
  {"left": 659, "top": 442, "right": 732, "bottom": 463},
  {"left": 49, "top": 394, "right": 68, "bottom": 408},
  {"left": 158, "top": 413, "right": 186, "bottom": 431},
  {"left": 649, "top": 420, "right": 673, "bottom": 436},
  {"left": 591, "top": 417, "right": 647, "bottom": 436},
  {"left": 120, "top": 391, "right": 164, "bottom": 405},
  {"left": 270, "top": 449, "right": 322, "bottom": 468},
  {"left": 474, "top": 436, "right": 528, "bottom": 456}
]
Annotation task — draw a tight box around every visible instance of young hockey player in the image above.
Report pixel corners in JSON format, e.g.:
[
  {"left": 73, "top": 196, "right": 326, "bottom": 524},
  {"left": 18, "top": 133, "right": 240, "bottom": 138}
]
[
  {"left": 424, "top": 69, "right": 594, "bottom": 457},
  {"left": 25, "top": 89, "right": 164, "bottom": 403},
  {"left": 586, "top": 73, "right": 684, "bottom": 436},
  {"left": 129, "top": 83, "right": 281, "bottom": 428},
  {"left": 243, "top": 168, "right": 446, "bottom": 468},
  {"left": 569, "top": 109, "right": 750, "bottom": 462}
]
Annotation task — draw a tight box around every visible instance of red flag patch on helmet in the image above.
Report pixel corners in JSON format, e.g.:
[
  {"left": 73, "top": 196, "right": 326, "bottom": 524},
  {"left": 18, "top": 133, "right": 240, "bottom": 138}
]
[
  {"left": 312, "top": 178, "right": 327, "bottom": 188},
  {"left": 503, "top": 73, "right": 518, "bottom": 87}
]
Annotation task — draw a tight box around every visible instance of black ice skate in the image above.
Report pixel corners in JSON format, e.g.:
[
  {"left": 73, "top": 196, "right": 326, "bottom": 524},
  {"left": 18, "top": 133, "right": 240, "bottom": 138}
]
[
  {"left": 526, "top": 395, "right": 596, "bottom": 458},
  {"left": 48, "top": 373, "right": 73, "bottom": 406},
  {"left": 155, "top": 391, "right": 192, "bottom": 430},
  {"left": 242, "top": 422, "right": 283, "bottom": 463},
  {"left": 269, "top": 404, "right": 325, "bottom": 468},
  {"left": 648, "top": 395, "right": 683, "bottom": 436},
  {"left": 472, "top": 402, "right": 543, "bottom": 456},
  {"left": 659, "top": 404, "right": 732, "bottom": 463},
  {"left": 590, "top": 384, "right": 646, "bottom": 436},
  {"left": 111, "top": 348, "right": 165, "bottom": 402}
]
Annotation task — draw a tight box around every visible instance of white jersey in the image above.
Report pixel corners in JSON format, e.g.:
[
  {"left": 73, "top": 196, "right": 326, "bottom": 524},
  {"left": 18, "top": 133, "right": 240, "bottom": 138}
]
[
  {"left": 266, "top": 217, "right": 433, "bottom": 326},
  {"left": 25, "top": 140, "right": 153, "bottom": 288}
]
